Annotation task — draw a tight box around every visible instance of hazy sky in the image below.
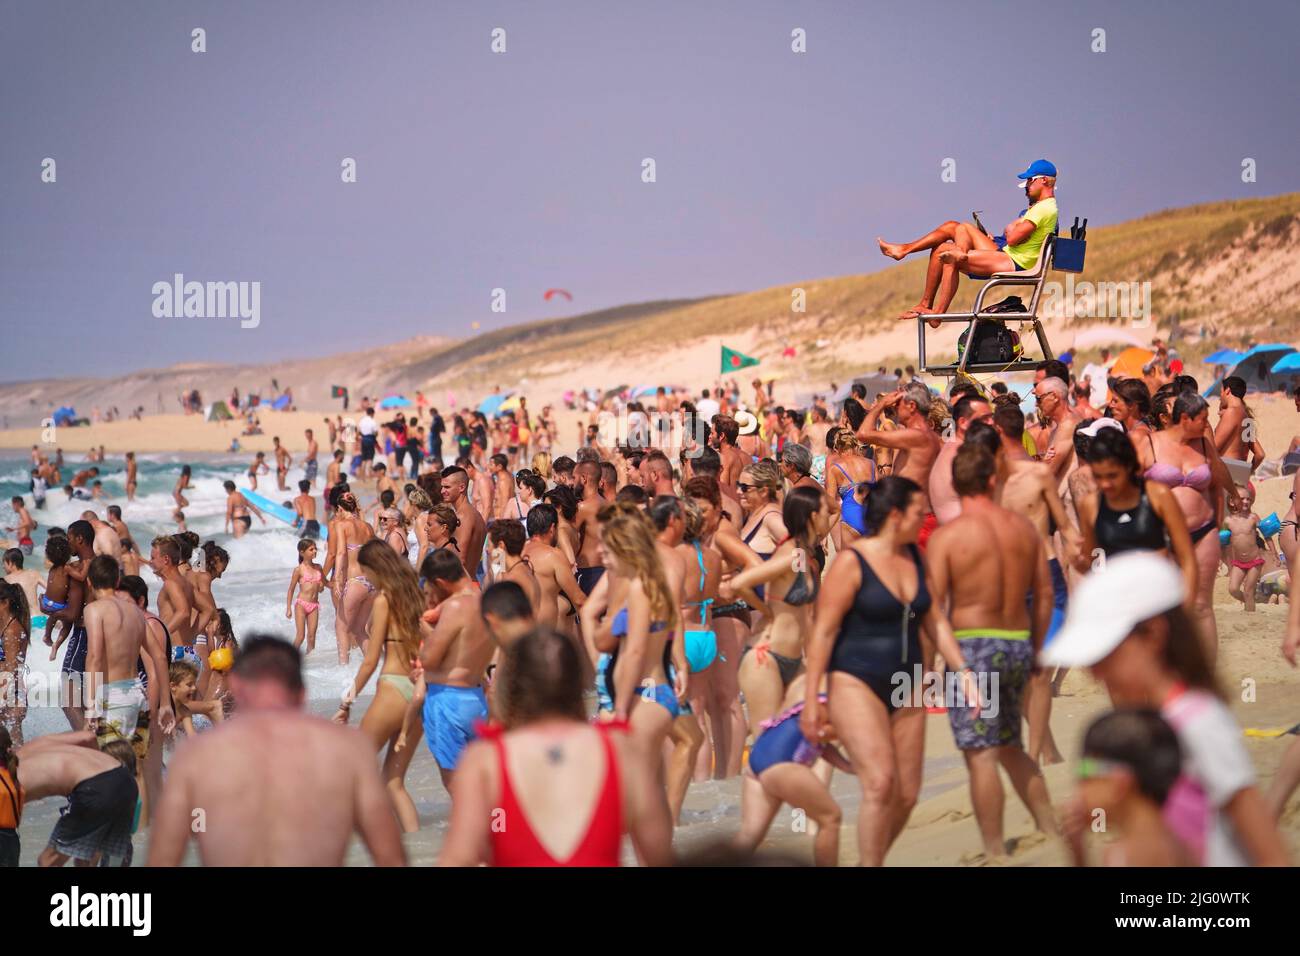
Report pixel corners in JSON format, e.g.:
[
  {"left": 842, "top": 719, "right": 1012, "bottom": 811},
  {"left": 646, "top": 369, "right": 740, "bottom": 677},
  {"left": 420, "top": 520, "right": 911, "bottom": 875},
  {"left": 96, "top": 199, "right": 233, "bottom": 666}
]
[{"left": 3, "top": 0, "right": 1298, "bottom": 380}]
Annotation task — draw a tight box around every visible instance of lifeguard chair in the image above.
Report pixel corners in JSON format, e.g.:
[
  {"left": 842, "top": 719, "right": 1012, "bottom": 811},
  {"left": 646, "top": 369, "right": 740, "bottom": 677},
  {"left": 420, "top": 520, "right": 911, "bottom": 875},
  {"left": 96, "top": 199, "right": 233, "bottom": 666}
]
[{"left": 917, "top": 231, "right": 1087, "bottom": 378}]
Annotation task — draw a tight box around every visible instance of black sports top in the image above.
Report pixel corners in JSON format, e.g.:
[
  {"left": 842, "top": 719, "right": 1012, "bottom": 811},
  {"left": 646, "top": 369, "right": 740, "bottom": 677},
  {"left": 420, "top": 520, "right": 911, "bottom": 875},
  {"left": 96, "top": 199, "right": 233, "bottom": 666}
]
[{"left": 1095, "top": 488, "right": 1168, "bottom": 556}]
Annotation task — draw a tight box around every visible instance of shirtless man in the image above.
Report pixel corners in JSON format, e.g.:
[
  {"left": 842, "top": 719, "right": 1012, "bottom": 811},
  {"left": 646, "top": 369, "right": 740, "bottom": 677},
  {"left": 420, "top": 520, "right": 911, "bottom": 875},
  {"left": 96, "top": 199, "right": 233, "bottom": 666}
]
[
  {"left": 487, "top": 520, "right": 540, "bottom": 613},
  {"left": 293, "top": 479, "right": 321, "bottom": 539},
  {"left": 272, "top": 436, "right": 292, "bottom": 492},
  {"left": 70, "top": 467, "right": 99, "bottom": 489},
  {"left": 643, "top": 453, "right": 676, "bottom": 498},
  {"left": 420, "top": 549, "right": 495, "bottom": 790},
  {"left": 856, "top": 383, "right": 943, "bottom": 548},
  {"left": 117, "top": 573, "right": 175, "bottom": 827},
  {"left": 3, "top": 548, "right": 43, "bottom": 611},
  {"left": 188, "top": 546, "right": 221, "bottom": 694},
  {"left": 926, "top": 444, "right": 1058, "bottom": 858},
  {"left": 573, "top": 460, "right": 609, "bottom": 596},
  {"left": 1032, "top": 377, "right": 1080, "bottom": 481},
  {"left": 125, "top": 451, "right": 138, "bottom": 501},
  {"left": 302, "top": 428, "right": 320, "bottom": 488},
  {"left": 151, "top": 536, "right": 199, "bottom": 669},
  {"left": 324, "top": 449, "right": 345, "bottom": 515},
  {"left": 1214, "top": 376, "right": 1265, "bottom": 481},
  {"left": 489, "top": 454, "right": 514, "bottom": 521},
  {"left": 3, "top": 496, "right": 36, "bottom": 557},
  {"left": 223, "top": 480, "right": 265, "bottom": 538},
  {"left": 80, "top": 510, "right": 121, "bottom": 560},
  {"left": 460, "top": 456, "right": 494, "bottom": 523},
  {"left": 82, "top": 556, "right": 149, "bottom": 795},
  {"left": 105, "top": 505, "right": 137, "bottom": 556},
  {"left": 440, "top": 467, "right": 487, "bottom": 578},
  {"left": 928, "top": 394, "right": 993, "bottom": 526},
  {"left": 52, "top": 521, "right": 94, "bottom": 730},
  {"left": 522, "top": 504, "right": 587, "bottom": 628},
  {"left": 713, "top": 416, "right": 747, "bottom": 494},
  {"left": 246, "top": 452, "right": 269, "bottom": 490},
  {"left": 148, "top": 636, "right": 405, "bottom": 865},
  {"left": 17, "top": 729, "right": 138, "bottom": 867},
  {"left": 989, "top": 407, "right": 1080, "bottom": 764}
]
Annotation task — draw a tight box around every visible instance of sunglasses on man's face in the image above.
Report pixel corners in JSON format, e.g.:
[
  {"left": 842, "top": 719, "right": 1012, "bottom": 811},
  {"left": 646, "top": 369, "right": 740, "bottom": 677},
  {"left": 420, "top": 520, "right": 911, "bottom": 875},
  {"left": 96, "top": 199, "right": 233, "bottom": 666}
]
[{"left": 737, "top": 482, "right": 755, "bottom": 493}]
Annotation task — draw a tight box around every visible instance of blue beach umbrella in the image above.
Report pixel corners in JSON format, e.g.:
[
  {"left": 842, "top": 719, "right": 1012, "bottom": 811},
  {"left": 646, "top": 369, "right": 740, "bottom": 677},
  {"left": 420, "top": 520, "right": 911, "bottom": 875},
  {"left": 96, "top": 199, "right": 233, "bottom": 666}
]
[
  {"left": 1203, "top": 348, "right": 1244, "bottom": 366},
  {"left": 379, "top": 395, "right": 412, "bottom": 409},
  {"left": 477, "top": 392, "right": 512, "bottom": 416}
]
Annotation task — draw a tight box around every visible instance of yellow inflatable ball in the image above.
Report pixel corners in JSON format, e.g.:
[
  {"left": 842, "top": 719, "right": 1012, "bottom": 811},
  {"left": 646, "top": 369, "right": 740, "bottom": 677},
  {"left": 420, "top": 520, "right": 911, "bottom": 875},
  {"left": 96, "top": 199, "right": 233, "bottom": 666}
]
[{"left": 207, "top": 647, "right": 235, "bottom": 672}]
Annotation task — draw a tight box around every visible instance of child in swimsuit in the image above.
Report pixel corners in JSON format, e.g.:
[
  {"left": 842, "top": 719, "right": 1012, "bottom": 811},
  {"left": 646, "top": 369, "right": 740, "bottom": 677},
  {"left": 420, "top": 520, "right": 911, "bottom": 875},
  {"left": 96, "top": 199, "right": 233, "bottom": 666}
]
[
  {"left": 735, "top": 683, "right": 855, "bottom": 867},
  {"left": 1224, "top": 486, "right": 1274, "bottom": 613},
  {"left": 41, "top": 536, "right": 72, "bottom": 659},
  {"left": 204, "top": 610, "right": 239, "bottom": 717},
  {"left": 286, "top": 539, "right": 324, "bottom": 653},
  {"left": 168, "top": 660, "right": 226, "bottom": 738}
]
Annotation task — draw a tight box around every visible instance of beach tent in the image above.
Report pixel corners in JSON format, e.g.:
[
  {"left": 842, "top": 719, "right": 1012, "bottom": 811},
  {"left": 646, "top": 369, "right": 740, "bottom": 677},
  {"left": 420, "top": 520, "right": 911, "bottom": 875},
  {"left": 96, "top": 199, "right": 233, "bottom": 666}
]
[
  {"left": 1203, "top": 348, "right": 1246, "bottom": 366},
  {"left": 270, "top": 394, "right": 291, "bottom": 411},
  {"left": 1205, "top": 344, "right": 1297, "bottom": 396},
  {"left": 477, "top": 392, "right": 513, "bottom": 416},
  {"left": 204, "top": 401, "right": 234, "bottom": 421},
  {"left": 1108, "top": 347, "right": 1156, "bottom": 380},
  {"left": 379, "top": 395, "right": 412, "bottom": 409},
  {"left": 52, "top": 406, "right": 78, "bottom": 427}
]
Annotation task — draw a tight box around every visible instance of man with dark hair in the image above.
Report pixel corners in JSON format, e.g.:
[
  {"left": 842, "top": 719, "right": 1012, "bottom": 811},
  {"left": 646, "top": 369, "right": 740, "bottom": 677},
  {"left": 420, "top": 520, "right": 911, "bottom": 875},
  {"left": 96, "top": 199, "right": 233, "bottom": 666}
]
[
  {"left": 522, "top": 503, "right": 587, "bottom": 631},
  {"left": 3, "top": 546, "right": 41, "bottom": 613},
  {"left": 488, "top": 520, "right": 539, "bottom": 613},
  {"left": 991, "top": 403, "right": 1074, "bottom": 765},
  {"left": 573, "top": 460, "right": 607, "bottom": 596},
  {"left": 82, "top": 555, "right": 150, "bottom": 811},
  {"left": 1214, "top": 375, "right": 1264, "bottom": 480},
  {"left": 117, "top": 573, "right": 174, "bottom": 824},
  {"left": 440, "top": 466, "right": 486, "bottom": 578},
  {"left": 551, "top": 456, "right": 576, "bottom": 488},
  {"left": 711, "top": 415, "right": 746, "bottom": 493},
  {"left": 643, "top": 453, "right": 675, "bottom": 497},
  {"left": 488, "top": 453, "right": 514, "bottom": 521},
  {"left": 615, "top": 485, "right": 648, "bottom": 506},
  {"left": 480, "top": 580, "right": 534, "bottom": 648},
  {"left": 148, "top": 636, "right": 405, "bottom": 866},
  {"left": 294, "top": 479, "right": 320, "bottom": 539},
  {"left": 104, "top": 504, "right": 136, "bottom": 556},
  {"left": 1034, "top": 359, "right": 1071, "bottom": 387},
  {"left": 49, "top": 521, "right": 96, "bottom": 730},
  {"left": 929, "top": 393, "right": 994, "bottom": 526},
  {"left": 926, "top": 444, "right": 1057, "bottom": 858},
  {"left": 419, "top": 549, "right": 493, "bottom": 787}
]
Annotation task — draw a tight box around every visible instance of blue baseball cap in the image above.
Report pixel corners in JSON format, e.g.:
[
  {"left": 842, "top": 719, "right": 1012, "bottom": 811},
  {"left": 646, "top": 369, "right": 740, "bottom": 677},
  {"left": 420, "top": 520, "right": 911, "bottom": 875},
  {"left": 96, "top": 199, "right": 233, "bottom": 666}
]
[{"left": 1016, "top": 158, "right": 1057, "bottom": 186}]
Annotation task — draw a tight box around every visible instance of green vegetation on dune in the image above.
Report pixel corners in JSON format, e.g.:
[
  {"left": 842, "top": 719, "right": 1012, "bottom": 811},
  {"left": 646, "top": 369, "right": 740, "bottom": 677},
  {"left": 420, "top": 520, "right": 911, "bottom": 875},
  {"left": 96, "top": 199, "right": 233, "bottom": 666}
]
[{"left": 418, "top": 193, "right": 1300, "bottom": 390}]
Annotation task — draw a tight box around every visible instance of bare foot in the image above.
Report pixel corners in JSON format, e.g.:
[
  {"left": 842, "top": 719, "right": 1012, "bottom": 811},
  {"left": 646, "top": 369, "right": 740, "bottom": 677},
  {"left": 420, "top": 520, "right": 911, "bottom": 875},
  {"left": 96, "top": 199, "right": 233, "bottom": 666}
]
[
  {"left": 878, "top": 237, "right": 907, "bottom": 260},
  {"left": 938, "top": 248, "right": 965, "bottom": 266}
]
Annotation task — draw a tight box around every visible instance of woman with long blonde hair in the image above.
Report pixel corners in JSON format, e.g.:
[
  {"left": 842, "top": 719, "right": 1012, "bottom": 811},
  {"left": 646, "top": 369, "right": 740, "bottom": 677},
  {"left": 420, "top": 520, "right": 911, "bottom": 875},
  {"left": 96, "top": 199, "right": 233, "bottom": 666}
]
[
  {"left": 335, "top": 539, "right": 427, "bottom": 832},
  {"left": 592, "top": 507, "right": 681, "bottom": 753}
]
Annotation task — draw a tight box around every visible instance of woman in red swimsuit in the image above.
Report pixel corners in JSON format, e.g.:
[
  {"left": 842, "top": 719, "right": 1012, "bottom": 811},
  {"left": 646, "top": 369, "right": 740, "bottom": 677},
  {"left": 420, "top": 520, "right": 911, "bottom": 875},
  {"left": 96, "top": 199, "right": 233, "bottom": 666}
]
[{"left": 439, "top": 628, "right": 673, "bottom": 867}]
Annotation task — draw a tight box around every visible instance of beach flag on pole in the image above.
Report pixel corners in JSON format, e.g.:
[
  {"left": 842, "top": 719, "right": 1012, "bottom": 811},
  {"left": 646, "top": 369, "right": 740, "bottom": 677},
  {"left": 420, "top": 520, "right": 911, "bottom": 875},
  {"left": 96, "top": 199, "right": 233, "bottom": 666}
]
[
  {"left": 331, "top": 385, "right": 347, "bottom": 398},
  {"left": 721, "top": 346, "right": 760, "bottom": 374}
]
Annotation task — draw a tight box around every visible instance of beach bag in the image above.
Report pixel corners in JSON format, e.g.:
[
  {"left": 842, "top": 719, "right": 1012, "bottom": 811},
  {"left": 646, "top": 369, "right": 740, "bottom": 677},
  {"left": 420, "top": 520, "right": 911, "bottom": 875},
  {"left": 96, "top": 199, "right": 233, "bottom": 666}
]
[{"left": 957, "top": 318, "right": 1022, "bottom": 364}]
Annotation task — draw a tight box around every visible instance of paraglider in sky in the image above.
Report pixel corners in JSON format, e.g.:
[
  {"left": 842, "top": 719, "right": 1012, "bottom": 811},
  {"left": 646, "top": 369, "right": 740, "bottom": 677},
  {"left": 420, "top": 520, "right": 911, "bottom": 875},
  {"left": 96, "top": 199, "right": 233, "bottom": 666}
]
[
  {"left": 471, "top": 321, "right": 481, "bottom": 330},
  {"left": 543, "top": 288, "right": 573, "bottom": 302}
]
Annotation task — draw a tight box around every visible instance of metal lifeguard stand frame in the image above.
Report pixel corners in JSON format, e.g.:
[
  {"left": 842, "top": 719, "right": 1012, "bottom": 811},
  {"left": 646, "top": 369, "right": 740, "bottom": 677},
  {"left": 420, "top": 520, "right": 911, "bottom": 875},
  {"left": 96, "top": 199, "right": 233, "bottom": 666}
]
[{"left": 916, "top": 232, "right": 1087, "bottom": 378}]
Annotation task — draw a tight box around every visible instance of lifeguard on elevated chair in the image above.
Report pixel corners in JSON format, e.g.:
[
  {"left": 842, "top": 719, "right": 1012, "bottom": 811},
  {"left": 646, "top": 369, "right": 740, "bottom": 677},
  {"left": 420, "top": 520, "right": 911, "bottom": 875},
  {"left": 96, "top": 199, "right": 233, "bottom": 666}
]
[{"left": 878, "top": 158, "right": 1087, "bottom": 378}]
